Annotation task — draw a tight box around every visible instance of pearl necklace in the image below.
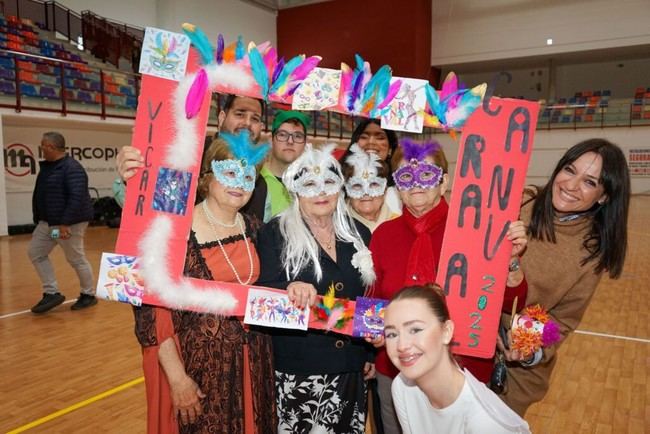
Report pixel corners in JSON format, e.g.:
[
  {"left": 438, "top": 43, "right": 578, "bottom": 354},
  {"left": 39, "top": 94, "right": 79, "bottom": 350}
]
[
  {"left": 202, "top": 201, "right": 254, "bottom": 285},
  {"left": 201, "top": 200, "right": 239, "bottom": 227}
]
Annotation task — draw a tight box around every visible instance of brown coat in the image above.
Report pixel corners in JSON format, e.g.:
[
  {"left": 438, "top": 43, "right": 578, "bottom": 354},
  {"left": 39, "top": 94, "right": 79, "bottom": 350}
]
[{"left": 501, "top": 191, "right": 602, "bottom": 416}]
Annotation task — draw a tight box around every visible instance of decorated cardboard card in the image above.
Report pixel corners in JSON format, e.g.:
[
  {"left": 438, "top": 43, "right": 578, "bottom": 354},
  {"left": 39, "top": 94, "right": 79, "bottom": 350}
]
[
  {"left": 381, "top": 77, "right": 427, "bottom": 133},
  {"left": 352, "top": 297, "right": 388, "bottom": 338},
  {"left": 244, "top": 288, "right": 309, "bottom": 331},
  {"left": 95, "top": 253, "right": 144, "bottom": 306},
  {"left": 435, "top": 96, "right": 539, "bottom": 358},
  {"left": 308, "top": 285, "right": 356, "bottom": 335},
  {"left": 292, "top": 67, "right": 341, "bottom": 111},
  {"left": 139, "top": 27, "right": 190, "bottom": 81}
]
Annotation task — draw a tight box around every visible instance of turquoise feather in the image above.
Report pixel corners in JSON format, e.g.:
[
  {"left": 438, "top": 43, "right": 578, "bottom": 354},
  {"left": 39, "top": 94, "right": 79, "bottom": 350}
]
[
  {"left": 181, "top": 25, "right": 214, "bottom": 65},
  {"left": 248, "top": 46, "right": 269, "bottom": 98},
  {"left": 361, "top": 64, "right": 390, "bottom": 107},
  {"left": 235, "top": 36, "right": 244, "bottom": 61},
  {"left": 219, "top": 131, "right": 270, "bottom": 166},
  {"left": 269, "top": 55, "right": 303, "bottom": 94}
]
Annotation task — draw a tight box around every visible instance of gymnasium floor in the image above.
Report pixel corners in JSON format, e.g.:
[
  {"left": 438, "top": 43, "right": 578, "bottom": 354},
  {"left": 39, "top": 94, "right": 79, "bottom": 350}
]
[{"left": 1, "top": 196, "right": 648, "bottom": 433}]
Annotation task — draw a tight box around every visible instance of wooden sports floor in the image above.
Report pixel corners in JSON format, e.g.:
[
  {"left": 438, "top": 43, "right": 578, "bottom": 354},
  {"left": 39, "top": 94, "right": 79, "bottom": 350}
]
[{"left": 2, "top": 196, "right": 649, "bottom": 433}]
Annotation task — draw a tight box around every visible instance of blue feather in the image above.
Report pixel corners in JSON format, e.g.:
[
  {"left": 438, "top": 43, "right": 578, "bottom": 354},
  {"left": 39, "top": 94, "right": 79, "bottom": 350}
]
[
  {"left": 269, "top": 55, "right": 303, "bottom": 94},
  {"left": 361, "top": 65, "right": 390, "bottom": 107},
  {"left": 219, "top": 131, "right": 270, "bottom": 166},
  {"left": 249, "top": 46, "right": 269, "bottom": 99},
  {"left": 181, "top": 24, "right": 214, "bottom": 65},
  {"left": 235, "top": 36, "right": 244, "bottom": 61},
  {"left": 426, "top": 83, "right": 446, "bottom": 124}
]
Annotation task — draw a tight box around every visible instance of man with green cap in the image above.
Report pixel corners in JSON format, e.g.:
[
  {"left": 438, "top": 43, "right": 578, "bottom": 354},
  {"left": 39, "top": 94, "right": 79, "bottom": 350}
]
[{"left": 243, "top": 109, "right": 311, "bottom": 222}]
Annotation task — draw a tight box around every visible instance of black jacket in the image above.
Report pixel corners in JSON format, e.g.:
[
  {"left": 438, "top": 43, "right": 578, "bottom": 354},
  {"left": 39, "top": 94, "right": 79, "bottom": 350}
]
[
  {"left": 256, "top": 216, "right": 374, "bottom": 375},
  {"left": 32, "top": 155, "right": 94, "bottom": 225}
]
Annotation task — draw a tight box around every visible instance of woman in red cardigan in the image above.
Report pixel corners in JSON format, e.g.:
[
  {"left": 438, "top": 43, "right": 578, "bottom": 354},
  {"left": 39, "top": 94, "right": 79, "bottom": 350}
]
[{"left": 369, "top": 138, "right": 528, "bottom": 434}]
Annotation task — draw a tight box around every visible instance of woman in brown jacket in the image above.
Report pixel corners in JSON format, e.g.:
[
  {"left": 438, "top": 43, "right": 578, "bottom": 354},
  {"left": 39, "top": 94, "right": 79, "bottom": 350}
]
[{"left": 498, "top": 138, "right": 630, "bottom": 416}]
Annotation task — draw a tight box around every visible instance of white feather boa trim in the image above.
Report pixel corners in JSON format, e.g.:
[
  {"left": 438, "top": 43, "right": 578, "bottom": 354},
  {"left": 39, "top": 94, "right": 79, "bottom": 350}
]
[
  {"left": 164, "top": 62, "right": 255, "bottom": 171},
  {"left": 138, "top": 215, "right": 238, "bottom": 313}
]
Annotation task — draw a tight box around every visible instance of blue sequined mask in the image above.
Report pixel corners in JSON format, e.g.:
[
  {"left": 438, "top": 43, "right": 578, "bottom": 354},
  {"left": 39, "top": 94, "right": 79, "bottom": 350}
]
[{"left": 211, "top": 159, "right": 256, "bottom": 192}]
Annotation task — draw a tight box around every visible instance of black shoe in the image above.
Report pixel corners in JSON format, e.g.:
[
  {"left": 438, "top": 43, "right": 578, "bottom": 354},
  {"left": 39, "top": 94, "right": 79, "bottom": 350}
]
[
  {"left": 71, "top": 294, "right": 98, "bottom": 310},
  {"left": 31, "top": 292, "right": 66, "bottom": 313}
]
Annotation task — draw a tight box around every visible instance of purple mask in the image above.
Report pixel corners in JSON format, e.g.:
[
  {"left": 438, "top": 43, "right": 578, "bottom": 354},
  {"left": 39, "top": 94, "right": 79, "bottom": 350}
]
[{"left": 393, "top": 158, "right": 443, "bottom": 191}]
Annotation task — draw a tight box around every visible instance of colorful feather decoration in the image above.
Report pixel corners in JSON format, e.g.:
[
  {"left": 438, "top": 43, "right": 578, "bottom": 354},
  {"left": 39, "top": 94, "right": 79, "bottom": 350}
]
[
  {"left": 263, "top": 47, "right": 277, "bottom": 77},
  {"left": 269, "top": 55, "right": 304, "bottom": 95},
  {"left": 181, "top": 23, "right": 213, "bottom": 65},
  {"left": 185, "top": 69, "right": 208, "bottom": 119},
  {"left": 338, "top": 54, "right": 397, "bottom": 118},
  {"left": 285, "top": 55, "right": 322, "bottom": 96},
  {"left": 271, "top": 56, "right": 285, "bottom": 85},
  {"left": 424, "top": 72, "right": 487, "bottom": 130},
  {"left": 311, "top": 283, "right": 355, "bottom": 331}
]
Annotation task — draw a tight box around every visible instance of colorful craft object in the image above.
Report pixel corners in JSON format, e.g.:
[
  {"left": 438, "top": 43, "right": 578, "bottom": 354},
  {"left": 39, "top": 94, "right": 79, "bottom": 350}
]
[
  {"left": 338, "top": 54, "right": 402, "bottom": 118},
  {"left": 311, "top": 284, "right": 355, "bottom": 331},
  {"left": 424, "top": 72, "right": 487, "bottom": 130},
  {"left": 392, "top": 139, "right": 444, "bottom": 191},
  {"left": 344, "top": 144, "right": 387, "bottom": 198},
  {"left": 511, "top": 305, "right": 561, "bottom": 358},
  {"left": 352, "top": 297, "right": 387, "bottom": 338},
  {"left": 150, "top": 31, "right": 183, "bottom": 72},
  {"left": 211, "top": 130, "right": 270, "bottom": 192},
  {"left": 248, "top": 43, "right": 322, "bottom": 103}
]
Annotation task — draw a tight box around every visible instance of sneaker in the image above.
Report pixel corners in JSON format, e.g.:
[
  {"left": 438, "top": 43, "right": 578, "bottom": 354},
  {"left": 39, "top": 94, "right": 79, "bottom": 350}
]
[
  {"left": 71, "top": 294, "right": 98, "bottom": 310},
  {"left": 31, "top": 293, "right": 66, "bottom": 313}
]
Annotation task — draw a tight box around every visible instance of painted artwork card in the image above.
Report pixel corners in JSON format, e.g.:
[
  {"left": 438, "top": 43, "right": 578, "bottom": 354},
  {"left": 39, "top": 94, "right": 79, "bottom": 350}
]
[
  {"left": 381, "top": 77, "right": 427, "bottom": 133},
  {"left": 436, "top": 97, "right": 539, "bottom": 358},
  {"left": 96, "top": 252, "right": 144, "bottom": 306},
  {"left": 139, "top": 27, "right": 190, "bottom": 81},
  {"left": 244, "top": 288, "right": 309, "bottom": 330},
  {"left": 352, "top": 297, "right": 388, "bottom": 338},
  {"left": 152, "top": 167, "right": 192, "bottom": 216},
  {"left": 292, "top": 67, "right": 341, "bottom": 111}
]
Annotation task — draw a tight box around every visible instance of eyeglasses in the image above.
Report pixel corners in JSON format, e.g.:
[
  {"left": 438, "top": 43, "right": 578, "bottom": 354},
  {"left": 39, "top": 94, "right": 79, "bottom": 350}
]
[{"left": 274, "top": 129, "right": 306, "bottom": 144}]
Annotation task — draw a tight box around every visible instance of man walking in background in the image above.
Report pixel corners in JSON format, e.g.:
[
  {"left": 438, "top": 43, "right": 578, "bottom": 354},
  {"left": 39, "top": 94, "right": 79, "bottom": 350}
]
[{"left": 29, "top": 132, "right": 97, "bottom": 313}]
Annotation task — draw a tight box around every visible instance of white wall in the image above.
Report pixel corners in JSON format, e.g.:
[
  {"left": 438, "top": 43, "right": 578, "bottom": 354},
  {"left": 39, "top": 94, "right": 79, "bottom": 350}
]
[
  {"left": 156, "top": 0, "right": 277, "bottom": 47},
  {"left": 431, "top": 0, "right": 650, "bottom": 66},
  {"left": 57, "top": 0, "right": 277, "bottom": 47},
  {"left": 436, "top": 126, "right": 650, "bottom": 195},
  {"left": 56, "top": 0, "right": 158, "bottom": 28}
]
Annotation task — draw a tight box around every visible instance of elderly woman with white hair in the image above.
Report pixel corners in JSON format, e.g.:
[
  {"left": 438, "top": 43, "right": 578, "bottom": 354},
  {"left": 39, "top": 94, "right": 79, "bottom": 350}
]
[{"left": 256, "top": 143, "right": 376, "bottom": 434}]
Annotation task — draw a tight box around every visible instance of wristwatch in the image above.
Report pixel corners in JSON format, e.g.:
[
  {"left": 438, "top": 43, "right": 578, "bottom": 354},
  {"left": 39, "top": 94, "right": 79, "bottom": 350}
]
[{"left": 508, "top": 257, "right": 521, "bottom": 272}]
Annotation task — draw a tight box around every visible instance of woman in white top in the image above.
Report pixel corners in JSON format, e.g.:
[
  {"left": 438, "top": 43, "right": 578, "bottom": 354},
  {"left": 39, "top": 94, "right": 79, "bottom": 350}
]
[{"left": 384, "top": 284, "right": 531, "bottom": 434}]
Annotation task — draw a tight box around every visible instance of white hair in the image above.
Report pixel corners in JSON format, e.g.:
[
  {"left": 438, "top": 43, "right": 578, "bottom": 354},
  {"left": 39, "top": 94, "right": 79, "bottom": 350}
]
[{"left": 278, "top": 144, "right": 376, "bottom": 285}]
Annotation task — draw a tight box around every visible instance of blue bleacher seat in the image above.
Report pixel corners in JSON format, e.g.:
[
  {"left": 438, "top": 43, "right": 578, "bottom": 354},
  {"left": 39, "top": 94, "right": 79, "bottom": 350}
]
[
  {"left": 0, "top": 69, "right": 14, "bottom": 79},
  {"left": 88, "top": 81, "right": 100, "bottom": 91},
  {"left": 119, "top": 85, "right": 134, "bottom": 96},
  {"left": 0, "top": 80, "right": 16, "bottom": 94},
  {"left": 20, "top": 83, "right": 38, "bottom": 96},
  {"left": 126, "top": 96, "right": 137, "bottom": 108},
  {"left": 39, "top": 86, "right": 58, "bottom": 99},
  {"left": 0, "top": 56, "right": 14, "bottom": 68},
  {"left": 77, "top": 90, "right": 93, "bottom": 103}
]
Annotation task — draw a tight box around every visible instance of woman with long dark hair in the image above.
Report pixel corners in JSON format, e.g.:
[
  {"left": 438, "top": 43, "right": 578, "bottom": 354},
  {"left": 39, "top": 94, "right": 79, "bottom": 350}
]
[{"left": 498, "top": 138, "right": 630, "bottom": 416}]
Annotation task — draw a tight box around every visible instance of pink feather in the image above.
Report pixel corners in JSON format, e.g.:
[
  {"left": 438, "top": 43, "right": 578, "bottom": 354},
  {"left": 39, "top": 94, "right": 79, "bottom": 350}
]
[
  {"left": 185, "top": 69, "right": 208, "bottom": 119},
  {"left": 263, "top": 47, "right": 277, "bottom": 78},
  {"left": 326, "top": 306, "right": 344, "bottom": 330},
  {"left": 440, "top": 72, "right": 458, "bottom": 100},
  {"left": 377, "top": 79, "right": 402, "bottom": 110},
  {"left": 361, "top": 60, "right": 371, "bottom": 91},
  {"left": 286, "top": 55, "right": 322, "bottom": 95}
]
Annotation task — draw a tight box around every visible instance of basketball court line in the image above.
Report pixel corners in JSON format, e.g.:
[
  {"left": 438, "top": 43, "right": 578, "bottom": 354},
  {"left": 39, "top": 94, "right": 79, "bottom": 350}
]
[{"left": 0, "top": 299, "right": 76, "bottom": 318}]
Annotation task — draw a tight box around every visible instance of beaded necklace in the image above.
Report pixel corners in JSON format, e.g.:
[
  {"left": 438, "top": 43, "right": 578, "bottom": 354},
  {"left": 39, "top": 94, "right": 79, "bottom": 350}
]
[{"left": 201, "top": 201, "right": 254, "bottom": 285}]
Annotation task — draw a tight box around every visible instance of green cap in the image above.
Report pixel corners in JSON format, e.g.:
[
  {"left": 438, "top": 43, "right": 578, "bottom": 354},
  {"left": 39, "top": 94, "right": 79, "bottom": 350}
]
[{"left": 272, "top": 110, "right": 311, "bottom": 133}]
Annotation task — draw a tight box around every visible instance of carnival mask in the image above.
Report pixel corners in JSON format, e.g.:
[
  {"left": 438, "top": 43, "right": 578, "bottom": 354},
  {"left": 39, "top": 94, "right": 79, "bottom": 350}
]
[
  {"left": 393, "top": 158, "right": 443, "bottom": 191},
  {"left": 345, "top": 174, "right": 387, "bottom": 198},
  {"left": 211, "top": 159, "right": 256, "bottom": 192},
  {"left": 291, "top": 166, "right": 343, "bottom": 198}
]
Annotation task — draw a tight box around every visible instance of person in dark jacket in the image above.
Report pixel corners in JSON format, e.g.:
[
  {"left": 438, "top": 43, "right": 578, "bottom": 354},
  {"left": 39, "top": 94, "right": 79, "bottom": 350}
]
[{"left": 28, "top": 132, "right": 96, "bottom": 313}]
